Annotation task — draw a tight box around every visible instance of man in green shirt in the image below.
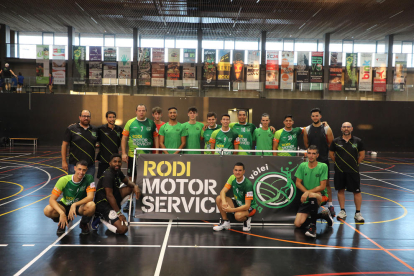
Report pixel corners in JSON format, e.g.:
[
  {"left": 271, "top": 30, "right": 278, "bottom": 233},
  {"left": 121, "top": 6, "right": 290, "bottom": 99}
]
[
  {"left": 183, "top": 106, "right": 204, "bottom": 154},
  {"left": 253, "top": 113, "right": 274, "bottom": 156},
  {"left": 273, "top": 115, "right": 304, "bottom": 156},
  {"left": 294, "top": 145, "right": 334, "bottom": 238},
  {"left": 159, "top": 107, "right": 188, "bottom": 154},
  {"left": 209, "top": 114, "right": 240, "bottom": 155},
  {"left": 201, "top": 112, "right": 221, "bottom": 154},
  {"left": 213, "top": 162, "right": 258, "bottom": 232},
  {"left": 229, "top": 109, "right": 256, "bottom": 155},
  {"left": 43, "top": 160, "right": 96, "bottom": 235}
]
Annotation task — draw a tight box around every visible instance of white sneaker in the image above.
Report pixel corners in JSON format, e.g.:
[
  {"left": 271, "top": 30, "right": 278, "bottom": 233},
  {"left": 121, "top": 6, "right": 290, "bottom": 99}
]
[
  {"left": 213, "top": 219, "right": 231, "bottom": 231},
  {"left": 337, "top": 210, "right": 347, "bottom": 219},
  {"left": 354, "top": 212, "right": 365, "bottom": 222},
  {"left": 243, "top": 217, "right": 252, "bottom": 232}
]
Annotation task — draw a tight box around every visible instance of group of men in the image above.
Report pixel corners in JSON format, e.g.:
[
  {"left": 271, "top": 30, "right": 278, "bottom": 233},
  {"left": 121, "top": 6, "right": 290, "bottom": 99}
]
[{"left": 44, "top": 105, "right": 365, "bottom": 238}]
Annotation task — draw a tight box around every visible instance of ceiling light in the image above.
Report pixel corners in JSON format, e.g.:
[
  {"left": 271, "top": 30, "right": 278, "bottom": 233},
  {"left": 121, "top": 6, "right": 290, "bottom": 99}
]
[
  {"left": 256, "top": 0, "right": 260, "bottom": 3},
  {"left": 389, "top": 10, "right": 403, "bottom": 19}
]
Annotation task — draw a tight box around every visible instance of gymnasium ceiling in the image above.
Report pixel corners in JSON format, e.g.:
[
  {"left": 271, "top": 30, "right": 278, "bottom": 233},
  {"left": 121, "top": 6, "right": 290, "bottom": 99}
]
[{"left": 1, "top": 0, "right": 414, "bottom": 40}]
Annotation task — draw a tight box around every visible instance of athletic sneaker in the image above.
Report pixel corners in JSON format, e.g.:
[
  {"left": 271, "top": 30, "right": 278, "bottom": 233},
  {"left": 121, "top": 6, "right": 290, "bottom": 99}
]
[
  {"left": 213, "top": 219, "right": 231, "bottom": 231},
  {"left": 80, "top": 223, "right": 90, "bottom": 235},
  {"left": 320, "top": 208, "right": 334, "bottom": 227},
  {"left": 56, "top": 225, "right": 65, "bottom": 235},
  {"left": 354, "top": 212, "right": 365, "bottom": 222},
  {"left": 328, "top": 205, "right": 336, "bottom": 218},
  {"left": 91, "top": 215, "right": 101, "bottom": 231},
  {"left": 243, "top": 217, "right": 252, "bottom": 232},
  {"left": 305, "top": 223, "right": 316, "bottom": 238},
  {"left": 337, "top": 210, "right": 347, "bottom": 219}
]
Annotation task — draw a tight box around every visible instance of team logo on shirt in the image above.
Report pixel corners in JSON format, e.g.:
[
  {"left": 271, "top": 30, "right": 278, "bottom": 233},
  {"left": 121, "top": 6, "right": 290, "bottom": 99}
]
[
  {"left": 91, "top": 132, "right": 97, "bottom": 137},
  {"left": 146, "top": 127, "right": 151, "bottom": 131}
]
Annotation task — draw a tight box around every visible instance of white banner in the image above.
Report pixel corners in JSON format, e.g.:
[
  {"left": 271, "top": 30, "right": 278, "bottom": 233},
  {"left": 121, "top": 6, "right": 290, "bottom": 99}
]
[
  {"left": 359, "top": 53, "right": 372, "bottom": 91},
  {"left": 52, "top": 45, "right": 65, "bottom": 60},
  {"left": 247, "top": 50, "right": 260, "bottom": 65},
  {"left": 36, "top": 45, "right": 50, "bottom": 84},
  {"left": 280, "top": 51, "right": 294, "bottom": 90},
  {"left": 52, "top": 60, "right": 65, "bottom": 85},
  {"left": 246, "top": 64, "right": 260, "bottom": 90},
  {"left": 183, "top": 64, "right": 196, "bottom": 86}
]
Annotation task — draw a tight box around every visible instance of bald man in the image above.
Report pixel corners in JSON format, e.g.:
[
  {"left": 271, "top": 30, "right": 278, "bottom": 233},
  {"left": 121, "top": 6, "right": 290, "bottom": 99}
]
[
  {"left": 329, "top": 122, "right": 365, "bottom": 222},
  {"left": 62, "top": 110, "right": 98, "bottom": 176}
]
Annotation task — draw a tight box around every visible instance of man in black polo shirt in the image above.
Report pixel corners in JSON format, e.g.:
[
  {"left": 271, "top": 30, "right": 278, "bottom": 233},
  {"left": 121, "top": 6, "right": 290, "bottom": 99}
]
[
  {"left": 92, "top": 153, "right": 141, "bottom": 234},
  {"left": 62, "top": 110, "right": 98, "bottom": 176},
  {"left": 329, "top": 122, "right": 365, "bottom": 222},
  {"left": 96, "top": 111, "right": 123, "bottom": 178}
]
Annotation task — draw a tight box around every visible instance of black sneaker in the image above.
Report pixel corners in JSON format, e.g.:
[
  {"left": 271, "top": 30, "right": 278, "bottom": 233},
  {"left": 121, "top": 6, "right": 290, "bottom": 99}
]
[
  {"left": 328, "top": 206, "right": 336, "bottom": 218},
  {"left": 321, "top": 207, "right": 334, "bottom": 227},
  {"left": 305, "top": 223, "right": 316, "bottom": 238},
  {"left": 57, "top": 225, "right": 65, "bottom": 235},
  {"left": 80, "top": 223, "right": 90, "bottom": 235}
]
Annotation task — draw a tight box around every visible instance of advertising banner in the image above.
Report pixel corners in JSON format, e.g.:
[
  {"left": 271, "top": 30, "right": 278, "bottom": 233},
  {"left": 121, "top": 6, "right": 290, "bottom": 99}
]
[
  {"left": 310, "top": 52, "right": 323, "bottom": 90},
  {"left": 168, "top": 48, "right": 180, "bottom": 63},
  {"left": 183, "top": 49, "right": 196, "bottom": 63},
  {"left": 36, "top": 45, "right": 50, "bottom": 84},
  {"left": 151, "top": 62, "right": 165, "bottom": 87},
  {"left": 118, "top": 47, "right": 131, "bottom": 63},
  {"left": 135, "top": 154, "right": 303, "bottom": 222},
  {"left": 89, "top": 46, "right": 102, "bottom": 61},
  {"left": 103, "top": 62, "right": 117, "bottom": 78},
  {"left": 296, "top": 51, "right": 309, "bottom": 83},
  {"left": 52, "top": 60, "right": 66, "bottom": 85},
  {"left": 217, "top": 50, "right": 230, "bottom": 84},
  {"left": 104, "top": 47, "right": 116, "bottom": 61},
  {"left": 203, "top": 49, "right": 216, "bottom": 86},
  {"left": 394, "top": 54, "right": 407, "bottom": 92},
  {"left": 246, "top": 64, "right": 260, "bottom": 90},
  {"left": 329, "top": 52, "right": 343, "bottom": 91},
  {"left": 183, "top": 64, "right": 196, "bottom": 86},
  {"left": 73, "top": 46, "right": 86, "bottom": 84},
  {"left": 359, "top": 53, "right": 372, "bottom": 91},
  {"left": 265, "top": 51, "right": 279, "bottom": 89},
  {"left": 167, "top": 48, "right": 181, "bottom": 86},
  {"left": 373, "top": 54, "right": 387, "bottom": 92},
  {"left": 118, "top": 61, "right": 131, "bottom": 81},
  {"left": 280, "top": 51, "right": 294, "bottom": 90},
  {"left": 345, "top": 53, "right": 358, "bottom": 91},
  {"left": 232, "top": 50, "right": 245, "bottom": 82},
  {"left": 152, "top": 48, "right": 165, "bottom": 62},
  {"left": 247, "top": 50, "right": 260, "bottom": 65},
  {"left": 138, "top": 48, "right": 151, "bottom": 86},
  {"left": 89, "top": 62, "right": 102, "bottom": 85},
  {"left": 52, "top": 45, "right": 65, "bottom": 60}
]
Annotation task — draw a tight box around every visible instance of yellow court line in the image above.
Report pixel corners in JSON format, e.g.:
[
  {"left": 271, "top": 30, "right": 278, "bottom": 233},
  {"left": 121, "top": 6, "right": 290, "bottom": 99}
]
[
  {"left": 0, "top": 181, "right": 24, "bottom": 201},
  {"left": 1, "top": 159, "right": 68, "bottom": 174},
  {"left": 0, "top": 195, "right": 50, "bottom": 217}
]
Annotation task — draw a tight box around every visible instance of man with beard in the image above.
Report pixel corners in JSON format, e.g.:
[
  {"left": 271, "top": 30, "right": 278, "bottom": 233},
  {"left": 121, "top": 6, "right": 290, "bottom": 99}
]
[
  {"left": 201, "top": 112, "right": 221, "bottom": 154},
  {"left": 209, "top": 114, "right": 240, "bottom": 155},
  {"left": 329, "top": 122, "right": 366, "bottom": 222},
  {"left": 229, "top": 109, "right": 256, "bottom": 155},
  {"left": 159, "top": 107, "right": 188, "bottom": 154},
  {"left": 92, "top": 154, "right": 141, "bottom": 234},
  {"left": 273, "top": 115, "right": 303, "bottom": 156},
  {"left": 303, "top": 108, "right": 335, "bottom": 217}
]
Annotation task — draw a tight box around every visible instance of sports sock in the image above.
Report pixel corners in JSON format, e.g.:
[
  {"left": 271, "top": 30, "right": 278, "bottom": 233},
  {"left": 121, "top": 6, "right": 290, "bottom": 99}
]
[
  {"left": 309, "top": 198, "right": 318, "bottom": 224},
  {"left": 101, "top": 219, "right": 118, "bottom": 233},
  {"left": 341, "top": 208, "right": 346, "bottom": 212},
  {"left": 326, "top": 202, "right": 333, "bottom": 207},
  {"left": 355, "top": 210, "right": 360, "bottom": 214}
]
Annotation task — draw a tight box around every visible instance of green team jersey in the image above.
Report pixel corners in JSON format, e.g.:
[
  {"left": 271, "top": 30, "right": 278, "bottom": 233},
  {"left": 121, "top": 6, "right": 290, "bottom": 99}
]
[
  {"left": 209, "top": 128, "right": 240, "bottom": 155},
  {"left": 294, "top": 162, "right": 328, "bottom": 199},
  {"left": 52, "top": 174, "right": 96, "bottom": 206},
  {"left": 183, "top": 121, "right": 205, "bottom": 154},
  {"left": 274, "top": 127, "right": 303, "bottom": 156},
  {"left": 225, "top": 175, "right": 258, "bottom": 209},
  {"left": 253, "top": 128, "right": 274, "bottom": 156},
  {"left": 123, "top": 118, "right": 158, "bottom": 156},
  {"left": 159, "top": 122, "right": 189, "bottom": 154},
  {"left": 201, "top": 124, "right": 221, "bottom": 154},
  {"left": 229, "top": 122, "right": 256, "bottom": 155}
]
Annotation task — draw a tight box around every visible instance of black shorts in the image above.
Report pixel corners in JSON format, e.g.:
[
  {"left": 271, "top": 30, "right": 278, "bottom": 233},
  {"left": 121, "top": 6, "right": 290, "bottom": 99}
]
[
  {"left": 52, "top": 201, "right": 82, "bottom": 222},
  {"left": 127, "top": 157, "right": 137, "bottom": 178},
  {"left": 95, "top": 202, "right": 120, "bottom": 224},
  {"left": 297, "top": 195, "right": 328, "bottom": 214},
  {"left": 334, "top": 171, "right": 361, "bottom": 193},
  {"left": 231, "top": 198, "right": 256, "bottom": 217},
  {"left": 97, "top": 162, "right": 110, "bottom": 179}
]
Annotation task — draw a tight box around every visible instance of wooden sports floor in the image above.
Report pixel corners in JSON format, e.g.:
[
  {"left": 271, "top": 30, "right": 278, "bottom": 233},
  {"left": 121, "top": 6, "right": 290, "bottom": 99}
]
[{"left": 1, "top": 146, "right": 414, "bottom": 276}]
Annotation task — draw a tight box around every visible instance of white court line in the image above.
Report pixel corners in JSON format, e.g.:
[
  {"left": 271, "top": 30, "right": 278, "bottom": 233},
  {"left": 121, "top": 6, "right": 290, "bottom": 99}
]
[
  {"left": 331, "top": 178, "right": 414, "bottom": 181},
  {"left": 54, "top": 244, "right": 160, "bottom": 247},
  {"left": 360, "top": 173, "right": 414, "bottom": 193},
  {"left": 361, "top": 163, "right": 414, "bottom": 179},
  {"left": 0, "top": 244, "right": 8, "bottom": 246},
  {"left": 130, "top": 222, "right": 292, "bottom": 226},
  {"left": 154, "top": 219, "right": 172, "bottom": 276},
  {"left": 168, "top": 245, "right": 343, "bottom": 250},
  {"left": 14, "top": 221, "right": 80, "bottom": 276},
  {"left": 0, "top": 153, "right": 32, "bottom": 161},
  {"left": 22, "top": 245, "right": 35, "bottom": 247}
]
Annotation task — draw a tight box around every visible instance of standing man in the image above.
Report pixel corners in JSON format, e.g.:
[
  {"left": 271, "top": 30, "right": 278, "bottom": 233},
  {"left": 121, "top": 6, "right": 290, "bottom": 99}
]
[
  {"left": 209, "top": 114, "right": 240, "bottom": 155},
  {"left": 229, "top": 109, "right": 256, "bottom": 155},
  {"left": 201, "top": 112, "right": 221, "bottom": 154},
  {"left": 294, "top": 145, "right": 334, "bottom": 238},
  {"left": 329, "top": 122, "right": 365, "bottom": 222},
  {"left": 273, "top": 115, "right": 304, "bottom": 156},
  {"left": 159, "top": 107, "right": 188, "bottom": 154},
  {"left": 183, "top": 107, "right": 204, "bottom": 154},
  {"left": 62, "top": 110, "right": 98, "bottom": 176},
  {"left": 48, "top": 73, "right": 54, "bottom": 94},
  {"left": 122, "top": 104, "right": 159, "bottom": 178},
  {"left": 303, "top": 108, "right": 335, "bottom": 217},
  {"left": 96, "top": 111, "right": 123, "bottom": 178},
  {"left": 253, "top": 113, "right": 274, "bottom": 156},
  {"left": 213, "top": 162, "right": 257, "bottom": 232},
  {"left": 152, "top": 106, "right": 165, "bottom": 154},
  {"left": 0, "top": 63, "right": 17, "bottom": 92}
]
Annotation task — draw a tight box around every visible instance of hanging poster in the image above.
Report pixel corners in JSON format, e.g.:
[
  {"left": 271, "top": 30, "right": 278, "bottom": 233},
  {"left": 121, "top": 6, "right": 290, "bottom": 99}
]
[
  {"left": 103, "top": 62, "right": 117, "bottom": 78},
  {"left": 73, "top": 46, "right": 86, "bottom": 84},
  {"left": 118, "top": 61, "right": 131, "bottom": 84},
  {"left": 138, "top": 47, "right": 151, "bottom": 86},
  {"left": 104, "top": 47, "right": 116, "bottom": 61},
  {"left": 373, "top": 54, "right": 387, "bottom": 92},
  {"left": 345, "top": 53, "right": 358, "bottom": 91},
  {"left": 297, "top": 51, "right": 310, "bottom": 83},
  {"left": 89, "top": 62, "right": 102, "bottom": 85},
  {"left": 266, "top": 51, "right": 279, "bottom": 89},
  {"left": 152, "top": 48, "right": 165, "bottom": 62},
  {"left": 233, "top": 50, "right": 245, "bottom": 82},
  {"left": 52, "top": 45, "right": 65, "bottom": 60},
  {"left": 118, "top": 47, "right": 131, "bottom": 63},
  {"left": 52, "top": 60, "right": 66, "bottom": 85},
  {"left": 329, "top": 52, "right": 343, "bottom": 91},
  {"left": 247, "top": 50, "right": 260, "bottom": 65},
  {"left": 359, "top": 53, "right": 372, "bottom": 91},
  {"left": 36, "top": 45, "right": 50, "bottom": 84},
  {"left": 203, "top": 49, "right": 216, "bottom": 86},
  {"left": 89, "top": 46, "right": 102, "bottom": 61},
  {"left": 183, "top": 49, "right": 196, "bottom": 63},
  {"left": 310, "top": 52, "right": 323, "bottom": 91},
  {"left": 394, "top": 54, "right": 407, "bottom": 92},
  {"left": 280, "top": 51, "right": 294, "bottom": 90},
  {"left": 167, "top": 48, "right": 181, "bottom": 86},
  {"left": 218, "top": 50, "right": 230, "bottom": 85},
  {"left": 151, "top": 62, "right": 165, "bottom": 87},
  {"left": 183, "top": 64, "right": 196, "bottom": 86},
  {"left": 168, "top": 48, "right": 180, "bottom": 63},
  {"left": 246, "top": 64, "right": 260, "bottom": 90}
]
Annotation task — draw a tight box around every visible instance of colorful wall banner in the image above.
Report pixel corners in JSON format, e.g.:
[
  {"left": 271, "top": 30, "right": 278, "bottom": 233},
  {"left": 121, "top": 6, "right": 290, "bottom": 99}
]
[
  {"left": 151, "top": 62, "right": 165, "bottom": 87},
  {"left": 118, "top": 61, "right": 131, "bottom": 81},
  {"left": 218, "top": 50, "right": 230, "bottom": 83},
  {"left": 183, "top": 64, "right": 196, "bottom": 86},
  {"left": 394, "top": 54, "right": 407, "bottom": 92},
  {"left": 329, "top": 52, "right": 343, "bottom": 91},
  {"left": 52, "top": 45, "right": 65, "bottom": 60},
  {"left": 345, "top": 53, "right": 358, "bottom": 91},
  {"left": 359, "top": 53, "right": 373, "bottom": 91},
  {"left": 167, "top": 48, "right": 181, "bottom": 86},
  {"left": 152, "top": 48, "right": 165, "bottom": 62},
  {"left": 373, "top": 54, "right": 387, "bottom": 92},
  {"left": 89, "top": 62, "right": 102, "bottom": 85},
  {"left": 246, "top": 64, "right": 260, "bottom": 90},
  {"left": 232, "top": 50, "right": 245, "bottom": 82},
  {"left": 36, "top": 45, "right": 49, "bottom": 84},
  {"left": 89, "top": 46, "right": 102, "bottom": 61},
  {"left": 139, "top": 48, "right": 151, "bottom": 86},
  {"left": 118, "top": 47, "right": 131, "bottom": 63},
  {"left": 310, "top": 51, "right": 323, "bottom": 91},
  {"left": 52, "top": 60, "right": 66, "bottom": 85},
  {"left": 296, "top": 51, "right": 310, "bottom": 83},
  {"left": 168, "top": 48, "right": 180, "bottom": 63},
  {"left": 247, "top": 50, "right": 260, "bottom": 64},
  {"left": 280, "top": 51, "right": 294, "bottom": 90},
  {"left": 73, "top": 46, "right": 86, "bottom": 84},
  {"left": 203, "top": 49, "right": 216, "bottom": 85},
  {"left": 183, "top": 49, "right": 196, "bottom": 63},
  {"left": 103, "top": 62, "right": 117, "bottom": 78},
  {"left": 104, "top": 47, "right": 116, "bottom": 62},
  {"left": 266, "top": 51, "right": 279, "bottom": 89}
]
